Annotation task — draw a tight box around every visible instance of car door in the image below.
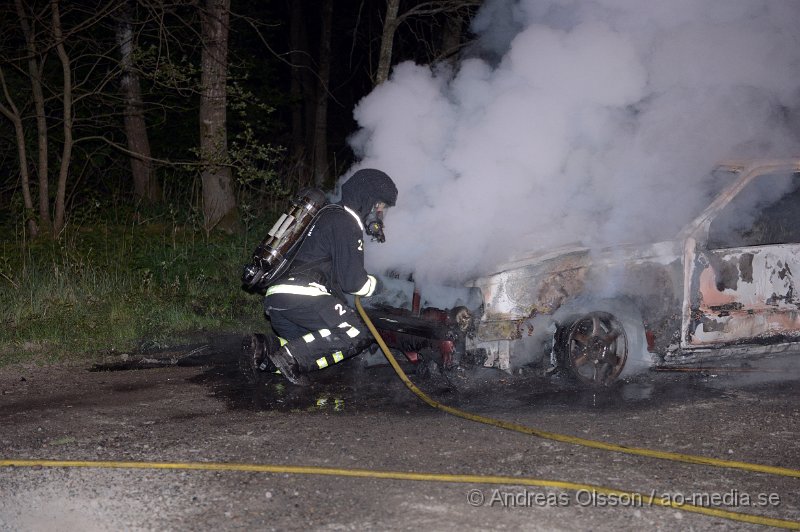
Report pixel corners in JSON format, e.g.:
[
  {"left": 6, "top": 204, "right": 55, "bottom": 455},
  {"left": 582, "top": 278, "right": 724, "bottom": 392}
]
[{"left": 685, "top": 170, "right": 800, "bottom": 347}]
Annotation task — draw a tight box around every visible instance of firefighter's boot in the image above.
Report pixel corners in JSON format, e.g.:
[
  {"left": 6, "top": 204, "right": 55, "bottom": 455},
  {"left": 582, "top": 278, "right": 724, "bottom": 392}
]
[
  {"left": 267, "top": 346, "right": 311, "bottom": 386},
  {"left": 242, "top": 333, "right": 278, "bottom": 377}
]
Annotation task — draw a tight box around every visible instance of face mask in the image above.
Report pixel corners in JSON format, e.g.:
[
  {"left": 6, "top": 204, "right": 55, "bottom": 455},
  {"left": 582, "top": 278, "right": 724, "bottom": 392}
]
[{"left": 365, "top": 204, "right": 386, "bottom": 243}]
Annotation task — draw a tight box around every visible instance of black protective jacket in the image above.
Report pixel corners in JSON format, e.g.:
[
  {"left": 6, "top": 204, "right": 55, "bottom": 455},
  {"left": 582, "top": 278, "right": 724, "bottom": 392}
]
[
  {"left": 287, "top": 205, "right": 371, "bottom": 299},
  {"left": 279, "top": 168, "right": 397, "bottom": 300}
]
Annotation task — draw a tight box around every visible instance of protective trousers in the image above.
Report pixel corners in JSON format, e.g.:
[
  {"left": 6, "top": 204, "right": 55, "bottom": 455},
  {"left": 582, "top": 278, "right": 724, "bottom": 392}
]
[{"left": 264, "top": 290, "right": 374, "bottom": 373}]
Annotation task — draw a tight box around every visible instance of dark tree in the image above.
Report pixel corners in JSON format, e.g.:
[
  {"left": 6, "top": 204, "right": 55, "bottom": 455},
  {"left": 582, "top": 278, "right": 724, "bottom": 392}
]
[
  {"left": 117, "top": 0, "right": 160, "bottom": 204},
  {"left": 199, "top": 0, "right": 238, "bottom": 233}
]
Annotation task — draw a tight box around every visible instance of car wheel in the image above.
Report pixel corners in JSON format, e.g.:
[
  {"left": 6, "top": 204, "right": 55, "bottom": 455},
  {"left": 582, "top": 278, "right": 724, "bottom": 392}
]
[{"left": 563, "top": 310, "right": 629, "bottom": 387}]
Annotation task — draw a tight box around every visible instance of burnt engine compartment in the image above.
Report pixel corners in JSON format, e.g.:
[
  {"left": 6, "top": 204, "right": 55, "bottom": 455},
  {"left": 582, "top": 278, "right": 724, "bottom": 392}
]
[
  {"left": 357, "top": 274, "right": 482, "bottom": 370},
  {"left": 365, "top": 304, "right": 474, "bottom": 368}
]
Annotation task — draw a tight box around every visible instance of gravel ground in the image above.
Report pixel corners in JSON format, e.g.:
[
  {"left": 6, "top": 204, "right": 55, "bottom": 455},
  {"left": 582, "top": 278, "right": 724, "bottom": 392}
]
[{"left": 1, "top": 336, "right": 798, "bottom": 531}]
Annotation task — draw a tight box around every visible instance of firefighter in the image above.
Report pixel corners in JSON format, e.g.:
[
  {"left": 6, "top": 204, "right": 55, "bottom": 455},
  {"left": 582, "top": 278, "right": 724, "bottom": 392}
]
[{"left": 246, "top": 168, "right": 398, "bottom": 385}]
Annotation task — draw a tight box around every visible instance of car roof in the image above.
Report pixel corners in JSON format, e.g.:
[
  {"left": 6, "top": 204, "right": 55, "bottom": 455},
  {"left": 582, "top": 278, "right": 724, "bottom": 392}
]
[{"left": 679, "top": 158, "right": 800, "bottom": 238}]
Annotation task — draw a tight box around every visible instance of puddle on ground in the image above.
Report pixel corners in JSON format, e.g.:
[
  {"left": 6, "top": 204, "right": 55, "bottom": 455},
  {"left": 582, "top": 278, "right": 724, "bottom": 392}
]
[
  {"left": 190, "top": 359, "right": 435, "bottom": 413},
  {"left": 93, "top": 333, "right": 800, "bottom": 415},
  {"left": 187, "top": 358, "right": 751, "bottom": 416}
]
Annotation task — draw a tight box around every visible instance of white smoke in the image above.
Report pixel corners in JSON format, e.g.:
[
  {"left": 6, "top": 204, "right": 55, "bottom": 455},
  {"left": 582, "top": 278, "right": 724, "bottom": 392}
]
[{"left": 344, "top": 0, "right": 800, "bottom": 284}]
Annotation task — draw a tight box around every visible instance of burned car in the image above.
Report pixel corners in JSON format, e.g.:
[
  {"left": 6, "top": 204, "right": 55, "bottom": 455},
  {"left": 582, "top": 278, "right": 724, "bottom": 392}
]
[
  {"left": 364, "top": 159, "right": 800, "bottom": 387},
  {"left": 359, "top": 278, "right": 482, "bottom": 373}
]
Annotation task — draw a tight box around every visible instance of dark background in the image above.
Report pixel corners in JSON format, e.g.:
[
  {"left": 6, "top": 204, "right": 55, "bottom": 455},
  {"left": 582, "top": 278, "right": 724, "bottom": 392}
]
[{"left": 0, "top": 0, "right": 481, "bottom": 228}]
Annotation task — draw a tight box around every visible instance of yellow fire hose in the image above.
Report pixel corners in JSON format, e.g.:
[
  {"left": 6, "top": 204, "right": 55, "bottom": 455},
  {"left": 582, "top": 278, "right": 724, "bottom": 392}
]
[
  {"left": 359, "top": 296, "right": 800, "bottom": 528},
  {"left": 353, "top": 297, "right": 800, "bottom": 480},
  {"left": 0, "top": 457, "right": 796, "bottom": 529},
  {"left": 0, "top": 297, "right": 797, "bottom": 529}
]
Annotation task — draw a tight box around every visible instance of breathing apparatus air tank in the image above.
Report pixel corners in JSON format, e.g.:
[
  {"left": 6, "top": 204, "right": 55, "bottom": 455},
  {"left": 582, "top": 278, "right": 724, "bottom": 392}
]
[{"left": 241, "top": 187, "right": 329, "bottom": 291}]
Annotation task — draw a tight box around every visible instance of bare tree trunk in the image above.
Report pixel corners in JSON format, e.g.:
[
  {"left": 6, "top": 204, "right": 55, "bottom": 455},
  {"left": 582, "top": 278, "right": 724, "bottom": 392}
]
[
  {"left": 289, "top": 0, "right": 310, "bottom": 188},
  {"left": 0, "top": 67, "right": 38, "bottom": 237},
  {"left": 118, "top": 0, "right": 160, "bottom": 204},
  {"left": 199, "top": 0, "right": 238, "bottom": 233},
  {"left": 302, "top": 47, "right": 316, "bottom": 186},
  {"left": 376, "top": 0, "right": 400, "bottom": 85},
  {"left": 15, "top": 0, "right": 51, "bottom": 231},
  {"left": 439, "top": 10, "right": 465, "bottom": 65},
  {"left": 376, "top": 1, "right": 479, "bottom": 85},
  {"left": 51, "top": 0, "right": 73, "bottom": 235},
  {"left": 312, "top": 0, "right": 332, "bottom": 187}
]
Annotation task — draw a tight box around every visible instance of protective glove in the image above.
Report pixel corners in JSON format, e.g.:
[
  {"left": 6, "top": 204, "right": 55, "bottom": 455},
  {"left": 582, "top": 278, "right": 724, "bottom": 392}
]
[{"left": 367, "top": 274, "right": 383, "bottom": 297}]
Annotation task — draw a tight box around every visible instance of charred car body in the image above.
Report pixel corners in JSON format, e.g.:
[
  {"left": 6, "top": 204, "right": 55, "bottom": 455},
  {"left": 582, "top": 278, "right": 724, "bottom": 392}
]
[{"left": 363, "top": 159, "right": 800, "bottom": 386}]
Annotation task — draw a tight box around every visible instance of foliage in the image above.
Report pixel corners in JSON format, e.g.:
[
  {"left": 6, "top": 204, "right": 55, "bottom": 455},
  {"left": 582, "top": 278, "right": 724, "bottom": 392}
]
[
  {"left": 0, "top": 215, "right": 278, "bottom": 365},
  {"left": 227, "top": 80, "right": 286, "bottom": 192},
  {"left": 0, "top": 0, "right": 481, "bottom": 363}
]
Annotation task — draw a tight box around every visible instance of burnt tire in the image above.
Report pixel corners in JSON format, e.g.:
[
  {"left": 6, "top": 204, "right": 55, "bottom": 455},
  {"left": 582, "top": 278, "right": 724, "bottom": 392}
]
[{"left": 555, "top": 300, "right": 647, "bottom": 388}]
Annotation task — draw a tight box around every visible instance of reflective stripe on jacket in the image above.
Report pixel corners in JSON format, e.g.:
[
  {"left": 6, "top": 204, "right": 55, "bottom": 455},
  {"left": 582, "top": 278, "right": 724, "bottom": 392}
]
[
  {"left": 266, "top": 281, "right": 330, "bottom": 297},
  {"left": 351, "top": 274, "right": 377, "bottom": 297}
]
